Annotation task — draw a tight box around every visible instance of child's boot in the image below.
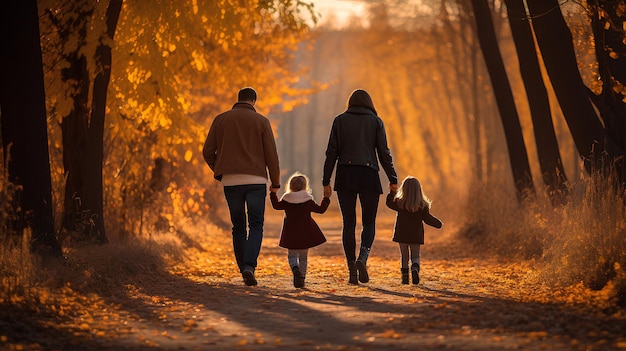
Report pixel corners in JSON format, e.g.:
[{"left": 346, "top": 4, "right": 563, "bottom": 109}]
[
  {"left": 348, "top": 260, "right": 358, "bottom": 285},
  {"left": 411, "top": 263, "right": 420, "bottom": 285},
  {"left": 401, "top": 268, "right": 409, "bottom": 284},
  {"left": 292, "top": 266, "right": 304, "bottom": 288},
  {"left": 356, "top": 246, "right": 370, "bottom": 283}
]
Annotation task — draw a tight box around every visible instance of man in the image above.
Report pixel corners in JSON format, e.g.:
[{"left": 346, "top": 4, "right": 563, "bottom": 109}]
[{"left": 203, "top": 87, "right": 281, "bottom": 286}]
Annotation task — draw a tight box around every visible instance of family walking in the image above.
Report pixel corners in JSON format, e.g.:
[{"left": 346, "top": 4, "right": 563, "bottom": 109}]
[{"left": 203, "top": 87, "right": 442, "bottom": 288}]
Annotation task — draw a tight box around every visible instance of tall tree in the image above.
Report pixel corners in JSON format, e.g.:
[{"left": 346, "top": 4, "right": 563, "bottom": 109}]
[
  {"left": 51, "top": 0, "right": 122, "bottom": 244},
  {"left": 470, "top": 0, "right": 535, "bottom": 200},
  {"left": 587, "top": 0, "right": 626, "bottom": 183},
  {"left": 504, "top": 0, "right": 569, "bottom": 203},
  {"left": 525, "top": 0, "right": 605, "bottom": 169},
  {"left": 0, "top": 0, "right": 61, "bottom": 255},
  {"left": 49, "top": 1, "right": 96, "bottom": 243}
]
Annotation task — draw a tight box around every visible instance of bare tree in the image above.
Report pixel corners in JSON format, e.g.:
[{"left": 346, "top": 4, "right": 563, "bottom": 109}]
[
  {"left": 586, "top": 0, "right": 626, "bottom": 184},
  {"left": 470, "top": 0, "right": 535, "bottom": 200},
  {"left": 505, "top": 0, "right": 569, "bottom": 203},
  {"left": 0, "top": 0, "right": 61, "bottom": 255},
  {"left": 526, "top": 0, "right": 605, "bottom": 169}
]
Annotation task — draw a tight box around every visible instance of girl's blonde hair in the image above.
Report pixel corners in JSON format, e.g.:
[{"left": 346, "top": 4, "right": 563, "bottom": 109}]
[
  {"left": 285, "top": 171, "right": 311, "bottom": 194},
  {"left": 395, "top": 176, "right": 431, "bottom": 212}
]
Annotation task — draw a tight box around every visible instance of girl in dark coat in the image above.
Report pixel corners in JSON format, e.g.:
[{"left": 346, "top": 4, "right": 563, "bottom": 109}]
[
  {"left": 386, "top": 176, "right": 442, "bottom": 285},
  {"left": 270, "top": 172, "right": 330, "bottom": 288}
]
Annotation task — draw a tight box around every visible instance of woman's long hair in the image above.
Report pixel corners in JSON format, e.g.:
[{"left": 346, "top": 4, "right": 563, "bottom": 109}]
[
  {"left": 396, "top": 176, "right": 431, "bottom": 212},
  {"left": 347, "top": 89, "right": 377, "bottom": 115}
]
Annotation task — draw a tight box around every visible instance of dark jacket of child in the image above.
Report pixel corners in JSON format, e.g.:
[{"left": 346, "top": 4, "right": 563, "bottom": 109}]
[
  {"left": 270, "top": 191, "right": 330, "bottom": 249},
  {"left": 385, "top": 191, "right": 442, "bottom": 244}
]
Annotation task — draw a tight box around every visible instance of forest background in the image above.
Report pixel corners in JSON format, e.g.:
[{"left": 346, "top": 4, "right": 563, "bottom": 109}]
[{"left": 0, "top": 0, "right": 625, "bottom": 346}]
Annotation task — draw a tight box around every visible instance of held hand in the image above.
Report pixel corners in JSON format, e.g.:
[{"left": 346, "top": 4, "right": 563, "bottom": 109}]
[
  {"left": 323, "top": 185, "right": 332, "bottom": 198},
  {"left": 269, "top": 185, "right": 279, "bottom": 193},
  {"left": 390, "top": 183, "right": 398, "bottom": 192}
]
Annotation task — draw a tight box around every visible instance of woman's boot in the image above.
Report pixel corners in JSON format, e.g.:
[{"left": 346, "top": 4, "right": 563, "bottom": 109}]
[
  {"left": 292, "top": 266, "right": 304, "bottom": 288},
  {"left": 356, "top": 246, "right": 370, "bottom": 283},
  {"left": 411, "top": 263, "right": 420, "bottom": 285},
  {"left": 401, "top": 268, "right": 409, "bottom": 284},
  {"left": 348, "top": 261, "right": 358, "bottom": 285}
]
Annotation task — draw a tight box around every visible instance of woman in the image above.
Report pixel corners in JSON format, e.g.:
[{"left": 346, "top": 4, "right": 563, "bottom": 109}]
[{"left": 322, "top": 89, "right": 398, "bottom": 285}]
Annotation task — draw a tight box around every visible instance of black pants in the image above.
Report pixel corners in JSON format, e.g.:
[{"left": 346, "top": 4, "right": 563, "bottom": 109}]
[{"left": 336, "top": 190, "right": 380, "bottom": 262}]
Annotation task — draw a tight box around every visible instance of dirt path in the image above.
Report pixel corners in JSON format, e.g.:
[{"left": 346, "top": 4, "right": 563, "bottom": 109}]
[{"left": 2, "top": 209, "right": 625, "bottom": 350}]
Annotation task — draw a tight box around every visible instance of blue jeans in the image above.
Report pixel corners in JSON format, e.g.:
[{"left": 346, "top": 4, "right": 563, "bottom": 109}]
[
  {"left": 336, "top": 190, "right": 379, "bottom": 263},
  {"left": 223, "top": 184, "right": 266, "bottom": 273}
]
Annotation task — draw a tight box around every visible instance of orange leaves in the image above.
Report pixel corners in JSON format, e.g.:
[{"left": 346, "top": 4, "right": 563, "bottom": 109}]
[
  {"left": 3, "top": 211, "right": 626, "bottom": 350},
  {"left": 182, "top": 319, "right": 198, "bottom": 332},
  {"left": 184, "top": 150, "right": 193, "bottom": 162},
  {"left": 380, "top": 329, "right": 405, "bottom": 339},
  {"left": 527, "top": 331, "right": 549, "bottom": 339}
]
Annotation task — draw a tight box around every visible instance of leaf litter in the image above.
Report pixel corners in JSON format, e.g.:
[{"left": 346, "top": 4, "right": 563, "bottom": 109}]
[{"left": 1, "top": 210, "right": 625, "bottom": 350}]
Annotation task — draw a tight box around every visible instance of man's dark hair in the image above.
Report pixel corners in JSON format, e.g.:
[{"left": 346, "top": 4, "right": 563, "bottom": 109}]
[{"left": 238, "top": 87, "right": 257, "bottom": 102}]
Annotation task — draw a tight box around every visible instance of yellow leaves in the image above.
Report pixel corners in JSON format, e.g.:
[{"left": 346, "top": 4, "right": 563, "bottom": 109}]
[
  {"left": 162, "top": 44, "right": 177, "bottom": 57},
  {"left": 184, "top": 150, "right": 193, "bottom": 162},
  {"left": 159, "top": 116, "right": 171, "bottom": 128},
  {"left": 192, "top": 0, "right": 199, "bottom": 15},
  {"left": 127, "top": 67, "right": 152, "bottom": 85},
  {"left": 191, "top": 50, "right": 208, "bottom": 72},
  {"left": 221, "top": 40, "right": 230, "bottom": 51}
]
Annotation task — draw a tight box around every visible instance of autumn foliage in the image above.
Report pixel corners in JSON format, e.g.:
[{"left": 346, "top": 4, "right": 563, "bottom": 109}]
[{"left": 1, "top": 0, "right": 626, "bottom": 350}]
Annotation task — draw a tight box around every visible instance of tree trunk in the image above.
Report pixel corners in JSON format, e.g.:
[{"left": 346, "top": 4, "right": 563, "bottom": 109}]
[
  {"left": 0, "top": 0, "right": 62, "bottom": 256},
  {"left": 526, "top": 0, "right": 605, "bottom": 169},
  {"left": 61, "top": 0, "right": 122, "bottom": 244},
  {"left": 505, "top": 0, "right": 569, "bottom": 203},
  {"left": 85, "top": 0, "right": 123, "bottom": 243},
  {"left": 59, "top": 4, "right": 99, "bottom": 242},
  {"left": 587, "top": 0, "right": 626, "bottom": 184},
  {"left": 470, "top": 0, "right": 535, "bottom": 200}
]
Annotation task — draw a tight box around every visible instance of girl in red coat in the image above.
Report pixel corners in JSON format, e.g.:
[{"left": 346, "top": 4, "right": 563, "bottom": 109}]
[
  {"left": 386, "top": 176, "right": 442, "bottom": 285},
  {"left": 270, "top": 172, "right": 330, "bottom": 288}
]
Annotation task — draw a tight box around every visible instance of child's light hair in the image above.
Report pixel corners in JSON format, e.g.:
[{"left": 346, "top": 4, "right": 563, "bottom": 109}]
[
  {"left": 285, "top": 171, "right": 311, "bottom": 194},
  {"left": 396, "top": 176, "right": 431, "bottom": 212}
]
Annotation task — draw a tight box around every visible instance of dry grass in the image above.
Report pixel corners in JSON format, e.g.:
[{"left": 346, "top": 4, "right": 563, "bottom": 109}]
[{"left": 459, "top": 171, "right": 626, "bottom": 308}]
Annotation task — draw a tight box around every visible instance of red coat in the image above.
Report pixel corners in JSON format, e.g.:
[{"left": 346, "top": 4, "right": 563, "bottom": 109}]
[{"left": 270, "top": 191, "right": 329, "bottom": 249}]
